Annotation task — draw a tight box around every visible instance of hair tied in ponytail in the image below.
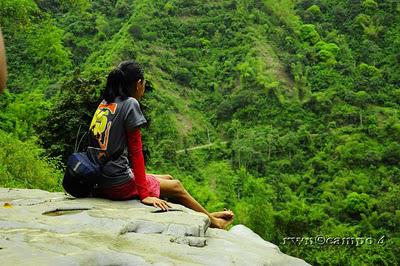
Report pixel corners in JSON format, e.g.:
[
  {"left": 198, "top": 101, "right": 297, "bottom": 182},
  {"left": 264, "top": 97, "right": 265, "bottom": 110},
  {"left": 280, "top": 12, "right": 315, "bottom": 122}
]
[
  {"left": 116, "top": 67, "right": 125, "bottom": 77},
  {"left": 102, "top": 60, "right": 144, "bottom": 102},
  {"left": 110, "top": 67, "right": 125, "bottom": 81}
]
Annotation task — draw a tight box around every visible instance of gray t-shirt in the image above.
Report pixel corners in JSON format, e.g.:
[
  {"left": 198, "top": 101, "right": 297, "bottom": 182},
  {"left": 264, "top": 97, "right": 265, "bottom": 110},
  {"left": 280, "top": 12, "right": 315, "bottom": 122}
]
[{"left": 88, "top": 97, "right": 147, "bottom": 187}]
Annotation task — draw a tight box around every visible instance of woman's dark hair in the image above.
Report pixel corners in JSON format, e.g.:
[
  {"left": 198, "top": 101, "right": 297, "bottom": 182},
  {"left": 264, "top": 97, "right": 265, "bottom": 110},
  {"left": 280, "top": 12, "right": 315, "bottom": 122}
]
[{"left": 102, "top": 60, "right": 144, "bottom": 102}]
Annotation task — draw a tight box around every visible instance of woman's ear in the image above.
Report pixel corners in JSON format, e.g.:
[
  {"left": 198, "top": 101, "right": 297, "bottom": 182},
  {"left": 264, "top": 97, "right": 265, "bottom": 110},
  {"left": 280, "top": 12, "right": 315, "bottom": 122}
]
[
  {"left": 136, "top": 79, "right": 142, "bottom": 90},
  {"left": 133, "top": 79, "right": 144, "bottom": 99}
]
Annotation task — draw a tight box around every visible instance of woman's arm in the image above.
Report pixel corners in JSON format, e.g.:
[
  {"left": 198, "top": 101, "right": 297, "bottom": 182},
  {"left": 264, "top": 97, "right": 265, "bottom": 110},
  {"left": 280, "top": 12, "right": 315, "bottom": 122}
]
[
  {"left": 127, "top": 128, "right": 170, "bottom": 210},
  {"left": 126, "top": 128, "right": 149, "bottom": 200},
  {"left": 0, "top": 27, "right": 7, "bottom": 93}
]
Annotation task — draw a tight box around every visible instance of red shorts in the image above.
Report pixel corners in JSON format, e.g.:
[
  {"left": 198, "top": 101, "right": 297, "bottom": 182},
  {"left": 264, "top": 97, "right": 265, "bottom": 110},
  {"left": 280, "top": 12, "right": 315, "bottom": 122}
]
[{"left": 95, "top": 174, "right": 160, "bottom": 200}]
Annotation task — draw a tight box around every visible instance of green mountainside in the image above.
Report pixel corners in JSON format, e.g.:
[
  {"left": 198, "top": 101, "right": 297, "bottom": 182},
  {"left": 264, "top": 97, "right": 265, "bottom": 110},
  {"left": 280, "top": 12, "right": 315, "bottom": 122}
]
[{"left": 0, "top": 0, "right": 399, "bottom": 265}]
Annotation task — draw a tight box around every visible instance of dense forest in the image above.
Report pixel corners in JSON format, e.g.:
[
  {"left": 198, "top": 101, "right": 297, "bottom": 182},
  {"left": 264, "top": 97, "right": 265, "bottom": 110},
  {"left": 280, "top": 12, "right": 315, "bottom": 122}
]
[{"left": 0, "top": 0, "right": 399, "bottom": 265}]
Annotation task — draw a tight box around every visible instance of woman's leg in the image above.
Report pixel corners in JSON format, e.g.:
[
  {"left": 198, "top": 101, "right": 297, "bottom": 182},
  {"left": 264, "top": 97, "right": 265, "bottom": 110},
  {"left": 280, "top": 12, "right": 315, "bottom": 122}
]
[
  {"left": 157, "top": 178, "right": 233, "bottom": 229},
  {"left": 154, "top": 176, "right": 234, "bottom": 219},
  {"left": 149, "top": 174, "right": 173, "bottom": 180}
]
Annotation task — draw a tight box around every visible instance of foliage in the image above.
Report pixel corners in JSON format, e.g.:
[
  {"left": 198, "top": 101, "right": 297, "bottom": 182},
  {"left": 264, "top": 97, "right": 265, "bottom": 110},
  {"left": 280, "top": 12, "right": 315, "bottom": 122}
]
[
  {"left": 0, "top": 129, "right": 62, "bottom": 191},
  {"left": 37, "top": 75, "right": 101, "bottom": 161},
  {"left": 1, "top": 0, "right": 399, "bottom": 265}
]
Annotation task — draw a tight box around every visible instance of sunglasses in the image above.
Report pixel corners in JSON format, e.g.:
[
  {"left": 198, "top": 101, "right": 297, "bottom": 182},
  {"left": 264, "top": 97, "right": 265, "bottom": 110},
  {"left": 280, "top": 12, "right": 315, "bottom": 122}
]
[{"left": 144, "top": 80, "right": 154, "bottom": 93}]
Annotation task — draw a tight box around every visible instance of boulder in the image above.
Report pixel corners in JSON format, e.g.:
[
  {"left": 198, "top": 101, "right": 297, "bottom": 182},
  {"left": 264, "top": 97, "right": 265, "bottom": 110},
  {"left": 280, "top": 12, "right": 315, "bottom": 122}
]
[{"left": 0, "top": 188, "right": 310, "bottom": 266}]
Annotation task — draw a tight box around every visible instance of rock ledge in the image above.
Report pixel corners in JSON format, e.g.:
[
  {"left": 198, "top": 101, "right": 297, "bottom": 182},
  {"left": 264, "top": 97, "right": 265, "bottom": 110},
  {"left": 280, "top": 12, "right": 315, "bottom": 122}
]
[{"left": 0, "top": 188, "right": 310, "bottom": 266}]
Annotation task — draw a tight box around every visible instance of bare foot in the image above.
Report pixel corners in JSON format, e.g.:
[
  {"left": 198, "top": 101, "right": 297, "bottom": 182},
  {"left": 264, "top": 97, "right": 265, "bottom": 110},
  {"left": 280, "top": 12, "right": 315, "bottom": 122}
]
[
  {"left": 211, "top": 210, "right": 234, "bottom": 220},
  {"left": 210, "top": 216, "right": 233, "bottom": 229}
]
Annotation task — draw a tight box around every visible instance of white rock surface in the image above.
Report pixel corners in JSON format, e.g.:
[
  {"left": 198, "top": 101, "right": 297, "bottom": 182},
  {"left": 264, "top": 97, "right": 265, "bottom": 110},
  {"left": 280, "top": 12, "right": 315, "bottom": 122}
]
[{"left": 0, "top": 188, "right": 310, "bottom": 266}]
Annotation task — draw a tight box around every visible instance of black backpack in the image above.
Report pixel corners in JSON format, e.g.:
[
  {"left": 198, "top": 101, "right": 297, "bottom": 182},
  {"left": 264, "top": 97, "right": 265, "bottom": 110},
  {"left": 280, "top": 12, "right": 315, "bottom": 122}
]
[
  {"left": 64, "top": 102, "right": 125, "bottom": 197},
  {"left": 62, "top": 151, "right": 101, "bottom": 198}
]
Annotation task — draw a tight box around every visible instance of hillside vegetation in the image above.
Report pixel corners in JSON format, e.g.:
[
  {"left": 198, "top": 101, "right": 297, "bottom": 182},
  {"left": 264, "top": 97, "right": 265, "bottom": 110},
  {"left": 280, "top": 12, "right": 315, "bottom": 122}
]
[{"left": 0, "top": 0, "right": 399, "bottom": 265}]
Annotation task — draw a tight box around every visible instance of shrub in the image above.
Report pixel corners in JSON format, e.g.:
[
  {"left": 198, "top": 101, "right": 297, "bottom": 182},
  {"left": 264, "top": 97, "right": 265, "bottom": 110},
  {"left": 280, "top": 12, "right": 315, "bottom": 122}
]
[{"left": 0, "top": 130, "right": 62, "bottom": 191}]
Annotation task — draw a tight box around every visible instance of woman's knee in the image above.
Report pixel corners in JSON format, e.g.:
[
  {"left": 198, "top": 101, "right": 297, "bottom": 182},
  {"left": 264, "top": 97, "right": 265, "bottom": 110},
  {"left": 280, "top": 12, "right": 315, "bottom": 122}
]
[
  {"left": 164, "top": 174, "right": 173, "bottom": 180},
  {"left": 171, "top": 180, "right": 184, "bottom": 195},
  {"left": 159, "top": 179, "right": 185, "bottom": 198}
]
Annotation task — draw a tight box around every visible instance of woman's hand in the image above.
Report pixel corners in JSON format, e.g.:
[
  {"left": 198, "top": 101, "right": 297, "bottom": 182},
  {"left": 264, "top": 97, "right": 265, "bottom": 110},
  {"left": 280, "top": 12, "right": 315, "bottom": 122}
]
[{"left": 141, "top": 197, "right": 171, "bottom": 211}]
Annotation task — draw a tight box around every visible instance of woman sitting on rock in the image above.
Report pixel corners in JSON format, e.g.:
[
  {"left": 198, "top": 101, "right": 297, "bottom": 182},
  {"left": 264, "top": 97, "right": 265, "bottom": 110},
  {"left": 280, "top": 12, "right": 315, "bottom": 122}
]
[{"left": 88, "top": 60, "right": 234, "bottom": 229}]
